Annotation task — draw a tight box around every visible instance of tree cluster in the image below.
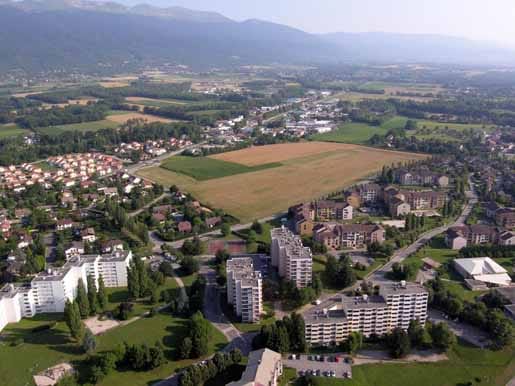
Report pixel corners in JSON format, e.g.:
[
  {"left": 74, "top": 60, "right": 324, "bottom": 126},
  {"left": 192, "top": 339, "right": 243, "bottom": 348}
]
[
  {"left": 178, "top": 349, "right": 243, "bottom": 386},
  {"left": 178, "top": 311, "right": 212, "bottom": 359},
  {"left": 324, "top": 254, "right": 356, "bottom": 289},
  {"left": 252, "top": 313, "right": 307, "bottom": 353},
  {"left": 427, "top": 278, "right": 512, "bottom": 349}
]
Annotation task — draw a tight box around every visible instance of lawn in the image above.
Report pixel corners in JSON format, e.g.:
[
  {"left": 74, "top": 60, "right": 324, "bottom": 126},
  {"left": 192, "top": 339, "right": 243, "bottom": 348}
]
[
  {"left": 36, "top": 120, "right": 119, "bottom": 135},
  {"left": 0, "top": 309, "right": 227, "bottom": 386},
  {"left": 160, "top": 155, "right": 282, "bottom": 181},
  {"left": 138, "top": 142, "right": 426, "bottom": 222},
  {"left": 308, "top": 341, "right": 515, "bottom": 386},
  {"left": 0, "top": 123, "right": 30, "bottom": 138},
  {"left": 104, "top": 277, "right": 181, "bottom": 316},
  {"left": 96, "top": 313, "right": 227, "bottom": 386},
  {"left": 311, "top": 123, "right": 389, "bottom": 144}
]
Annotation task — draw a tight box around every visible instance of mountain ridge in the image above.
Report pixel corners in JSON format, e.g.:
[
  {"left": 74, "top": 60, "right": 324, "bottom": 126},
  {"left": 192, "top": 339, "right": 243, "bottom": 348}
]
[{"left": 0, "top": 0, "right": 514, "bottom": 74}]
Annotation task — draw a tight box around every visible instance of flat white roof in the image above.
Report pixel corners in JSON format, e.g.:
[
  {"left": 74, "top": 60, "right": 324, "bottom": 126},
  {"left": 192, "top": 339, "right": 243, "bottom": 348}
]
[{"left": 454, "top": 257, "right": 511, "bottom": 286}]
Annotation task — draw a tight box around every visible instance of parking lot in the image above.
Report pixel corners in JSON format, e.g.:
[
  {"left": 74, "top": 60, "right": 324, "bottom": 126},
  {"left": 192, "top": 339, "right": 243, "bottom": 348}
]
[{"left": 283, "top": 354, "right": 352, "bottom": 379}]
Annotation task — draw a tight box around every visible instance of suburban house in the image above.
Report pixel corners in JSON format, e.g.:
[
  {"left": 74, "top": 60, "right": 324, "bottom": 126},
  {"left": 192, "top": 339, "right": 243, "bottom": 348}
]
[
  {"left": 101, "top": 239, "right": 124, "bottom": 254},
  {"left": 56, "top": 219, "right": 73, "bottom": 231},
  {"left": 64, "top": 241, "right": 85, "bottom": 259},
  {"left": 178, "top": 221, "right": 192, "bottom": 233},
  {"left": 313, "top": 223, "right": 385, "bottom": 249},
  {"left": 80, "top": 228, "right": 96, "bottom": 243},
  {"left": 205, "top": 216, "right": 222, "bottom": 228}
]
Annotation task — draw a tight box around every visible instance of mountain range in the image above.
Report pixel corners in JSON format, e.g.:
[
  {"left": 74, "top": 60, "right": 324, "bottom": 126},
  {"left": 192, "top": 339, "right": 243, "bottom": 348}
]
[{"left": 0, "top": 0, "right": 514, "bottom": 74}]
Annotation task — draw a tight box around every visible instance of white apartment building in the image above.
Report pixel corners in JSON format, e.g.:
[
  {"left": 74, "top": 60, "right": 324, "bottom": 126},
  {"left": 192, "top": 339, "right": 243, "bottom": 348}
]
[
  {"left": 271, "top": 227, "right": 313, "bottom": 288},
  {"left": 304, "top": 281, "right": 428, "bottom": 346},
  {"left": 226, "top": 257, "right": 263, "bottom": 323},
  {"left": 0, "top": 250, "right": 132, "bottom": 332}
]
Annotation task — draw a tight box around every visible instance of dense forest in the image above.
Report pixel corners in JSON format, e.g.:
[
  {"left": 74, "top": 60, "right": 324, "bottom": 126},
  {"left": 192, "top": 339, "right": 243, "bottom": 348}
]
[{"left": 15, "top": 103, "right": 110, "bottom": 129}]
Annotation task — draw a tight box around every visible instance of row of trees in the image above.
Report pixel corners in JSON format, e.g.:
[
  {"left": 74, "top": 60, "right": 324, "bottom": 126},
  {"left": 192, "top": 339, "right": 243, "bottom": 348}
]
[
  {"left": 405, "top": 213, "right": 426, "bottom": 231},
  {"left": 387, "top": 320, "right": 456, "bottom": 358},
  {"left": 64, "top": 275, "right": 108, "bottom": 340},
  {"left": 458, "top": 244, "right": 515, "bottom": 258},
  {"left": 104, "top": 199, "right": 149, "bottom": 245}
]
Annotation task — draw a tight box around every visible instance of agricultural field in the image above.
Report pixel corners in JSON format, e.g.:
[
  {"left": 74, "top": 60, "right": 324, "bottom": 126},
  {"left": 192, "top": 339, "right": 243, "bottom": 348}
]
[
  {"left": 138, "top": 142, "right": 426, "bottom": 222},
  {"left": 334, "top": 82, "right": 445, "bottom": 102},
  {"left": 312, "top": 115, "right": 496, "bottom": 144},
  {"left": 161, "top": 156, "right": 281, "bottom": 181},
  {"left": 0, "top": 123, "right": 30, "bottom": 138},
  {"left": 98, "top": 75, "right": 138, "bottom": 88},
  {"left": 105, "top": 112, "right": 175, "bottom": 124},
  {"left": 125, "top": 96, "right": 190, "bottom": 107},
  {"left": 36, "top": 120, "right": 119, "bottom": 135}
]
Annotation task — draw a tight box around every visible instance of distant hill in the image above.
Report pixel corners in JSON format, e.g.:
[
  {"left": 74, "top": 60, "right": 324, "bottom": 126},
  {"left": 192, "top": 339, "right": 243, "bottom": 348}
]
[
  {"left": 322, "top": 32, "right": 515, "bottom": 66},
  {"left": 0, "top": 0, "right": 514, "bottom": 74}
]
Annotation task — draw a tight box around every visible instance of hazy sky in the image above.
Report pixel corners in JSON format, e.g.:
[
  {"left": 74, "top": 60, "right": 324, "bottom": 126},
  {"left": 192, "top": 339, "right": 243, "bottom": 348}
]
[{"left": 118, "top": 0, "right": 515, "bottom": 46}]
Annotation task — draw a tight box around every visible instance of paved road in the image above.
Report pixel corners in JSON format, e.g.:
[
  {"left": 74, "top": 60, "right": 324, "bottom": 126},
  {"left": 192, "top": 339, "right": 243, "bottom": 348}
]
[
  {"left": 200, "top": 266, "right": 254, "bottom": 355},
  {"left": 301, "top": 177, "right": 478, "bottom": 318},
  {"left": 128, "top": 192, "right": 171, "bottom": 218},
  {"left": 368, "top": 178, "right": 478, "bottom": 283}
]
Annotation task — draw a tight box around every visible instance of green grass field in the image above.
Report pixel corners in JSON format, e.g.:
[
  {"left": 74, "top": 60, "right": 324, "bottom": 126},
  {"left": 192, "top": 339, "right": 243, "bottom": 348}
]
[
  {"left": 312, "top": 115, "right": 496, "bottom": 145},
  {"left": 161, "top": 156, "right": 282, "bottom": 181},
  {"left": 36, "top": 120, "right": 119, "bottom": 135},
  {"left": 0, "top": 123, "right": 30, "bottom": 138},
  {"left": 0, "top": 275, "right": 219, "bottom": 386},
  {"left": 311, "top": 123, "right": 388, "bottom": 144},
  {"left": 308, "top": 341, "right": 514, "bottom": 386},
  {"left": 0, "top": 309, "right": 227, "bottom": 386}
]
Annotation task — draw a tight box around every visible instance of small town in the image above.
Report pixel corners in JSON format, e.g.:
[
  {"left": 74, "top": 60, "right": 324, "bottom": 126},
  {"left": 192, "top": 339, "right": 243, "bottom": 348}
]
[{"left": 0, "top": 2, "right": 514, "bottom": 386}]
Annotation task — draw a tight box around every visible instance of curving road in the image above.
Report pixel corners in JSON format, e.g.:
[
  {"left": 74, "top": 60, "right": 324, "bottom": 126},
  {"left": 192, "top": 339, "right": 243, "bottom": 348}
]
[{"left": 369, "top": 178, "right": 477, "bottom": 283}]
